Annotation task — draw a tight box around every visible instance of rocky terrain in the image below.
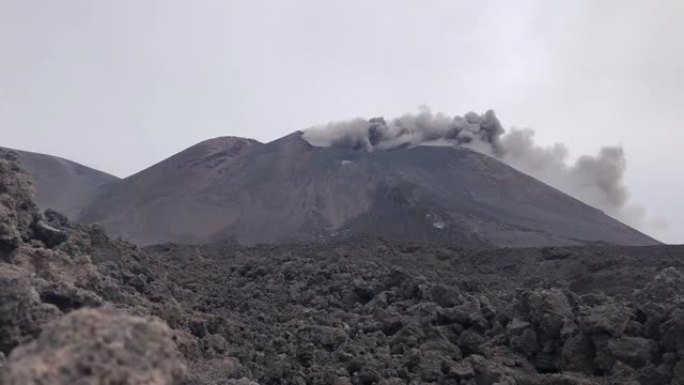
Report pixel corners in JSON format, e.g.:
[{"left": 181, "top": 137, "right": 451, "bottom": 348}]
[{"left": 2, "top": 147, "right": 684, "bottom": 384}]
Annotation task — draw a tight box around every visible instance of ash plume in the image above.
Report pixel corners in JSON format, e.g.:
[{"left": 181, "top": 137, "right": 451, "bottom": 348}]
[
  {"left": 303, "top": 107, "right": 505, "bottom": 153},
  {"left": 302, "top": 108, "right": 665, "bottom": 235}
]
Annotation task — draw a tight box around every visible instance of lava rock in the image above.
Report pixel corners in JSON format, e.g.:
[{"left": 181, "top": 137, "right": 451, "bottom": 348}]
[
  {"left": 605, "top": 336, "right": 654, "bottom": 369},
  {"left": 0, "top": 307, "right": 186, "bottom": 385},
  {"left": 0, "top": 264, "right": 46, "bottom": 354},
  {"left": 560, "top": 334, "right": 596, "bottom": 375},
  {"left": 457, "top": 328, "right": 486, "bottom": 354},
  {"left": 579, "top": 304, "right": 632, "bottom": 337}
]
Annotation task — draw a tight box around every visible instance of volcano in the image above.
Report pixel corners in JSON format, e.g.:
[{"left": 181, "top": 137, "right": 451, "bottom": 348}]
[{"left": 63, "top": 132, "right": 656, "bottom": 247}]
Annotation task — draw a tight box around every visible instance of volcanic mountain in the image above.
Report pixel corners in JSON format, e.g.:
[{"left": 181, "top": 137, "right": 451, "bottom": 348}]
[
  {"left": 1, "top": 147, "right": 120, "bottom": 219},
  {"left": 68, "top": 131, "right": 657, "bottom": 247}
]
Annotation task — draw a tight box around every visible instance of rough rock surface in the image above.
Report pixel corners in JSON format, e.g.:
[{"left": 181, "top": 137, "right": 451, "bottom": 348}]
[
  {"left": 1, "top": 307, "right": 186, "bottom": 385},
  {"left": 149, "top": 241, "right": 684, "bottom": 384},
  {"left": 0, "top": 150, "right": 36, "bottom": 251}
]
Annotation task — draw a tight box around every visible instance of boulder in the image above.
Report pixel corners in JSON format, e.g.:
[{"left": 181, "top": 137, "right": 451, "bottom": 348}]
[
  {"left": 0, "top": 150, "right": 37, "bottom": 250},
  {"left": 560, "top": 334, "right": 596, "bottom": 375},
  {"left": 634, "top": 267, "right": 684, "bottom": 304},
  {"left": 457, "top": 328, "right": 486, "bottom": 354},
  {"left": 579, "top": 304, "right": 632, "bottom": 337},
  {"left": 0, "top": 307, "right": 186, "bottom": 385},
  {"left": 606, "top": 336, "right": 654, "bottom": 369},
  {"left": 32, "top": 220, "right": 68, "bottom": 248},
  {"left": 659, "top": 309, "right": 684, "bottom": 357},
  {"left": 518, "top": 289, "right": 574, "bottom": 337},
  {"left": 0, "top": 264, "right": 45, "bottom": 354}
]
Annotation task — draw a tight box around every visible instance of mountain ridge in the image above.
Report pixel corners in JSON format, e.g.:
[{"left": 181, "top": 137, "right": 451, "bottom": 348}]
[
  {"left": 3, "top": 133, "right": 659, "bottom": 247},
  {"left": 0, "top": 147, "right": 120, "bottom": 220}
]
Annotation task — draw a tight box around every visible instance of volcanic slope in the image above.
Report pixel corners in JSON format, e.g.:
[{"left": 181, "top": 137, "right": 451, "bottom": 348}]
[
  {"left": 78, "top": 132, "right": 657, "bottom": 247},
  {"left": 1, "top": 147, "right": 119, "bottom": 219}
]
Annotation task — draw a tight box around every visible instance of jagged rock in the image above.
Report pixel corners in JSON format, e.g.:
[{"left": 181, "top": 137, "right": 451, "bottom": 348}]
[
  {"left": 560, "top": 334, "right": 596, "bottom": 374},
  {"left": 32, "top": 219, "right": 68, "bottom": 248},
  {"left": 0, "top": 198, "right": 21, "bottom": 251},
  {"left": 605, "top": 336, "right": 654, "bottom": 369},
  {"left": 330, "top": 376, "right": 353, "bottom": 385},
  {"left": 510, "top": 328, "right": 539, "bottom": 357},
  {"left": 390, "top": 322, "right": 425, "bottom": 354},
  {"left": 189, "top": 318, "right": 209, "bottom": 338},
  {"left": 672, "top": 360, "right": 684, "bottom": 385},
  {"left": 425, "top": 284, "right": 462, "bottom": 308},
  {"left": 308, "top": 325, "right": 348, "bottom": 350},
  {"left": 414, "top": 351, "right": 444, "bottom": 382},
  {"left": 607, "top": 361, "right": 640, "bottom": 385},
  {"left": 0, "top": 307, "right": 186, "bottom": 385},
  {"left": 579, "top": 304, "right": 632, "bottom": 337},
  {"left": 634, "top": 267, "right": 684, "bottom": 304},
  {"left": 182, "top": 357, "right": 247, "bottom": 385},
  {"left": 515, "top": 372, "right": 603, "bottom": 385},
  {"left": 437, "top": 296, "right": 487, "bottom": 330},
  {"left": 507, "top": 318, "right": 532, "bottom": 334},
  {"left": 517, "top": 289, "right": 574, "bottom": 337},
  {"left": 201, "top": 334, "right": 229, "bottom": 358},
  {"left": 458, "top": 328, "right": 486, "bottom": 354},
  {"left": 0, "top": 264, "right": 45, "bottom": 354},
  {"left": 445, "top": 359, "right": 475, "bottom": 380},
  {"left": 636, "top": 363, "right": 672, "bottom": 385},
  {"left": 0, "top": 150, "right": 36, "bottom": 250},
  {"left": 659, "top": 309, "right": 684, "bottom": 357},
  {"left": 223, "top": 380, "right": 260, "bottom": 385},
  {"left": 466, "top": 353, "right": 519, "bottom": 385},
  {"left": 37, "top": 282, "right": 104, "bottom": 311}
]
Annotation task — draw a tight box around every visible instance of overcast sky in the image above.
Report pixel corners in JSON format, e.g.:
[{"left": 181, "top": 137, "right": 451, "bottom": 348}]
[{"left": 1, "top": 0, "right": 682, "bottom": 243}]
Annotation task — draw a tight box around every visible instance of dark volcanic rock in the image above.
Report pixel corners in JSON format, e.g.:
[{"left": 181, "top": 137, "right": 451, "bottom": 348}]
[
  {"left": 0, "top": 150, "right": 36, "bottom": 251},
  {"left": 580, "top": 303, "right": 633, "bottom": 337},
  {"left": 0, "top": 264, "right": 48, "bottom": 354}
]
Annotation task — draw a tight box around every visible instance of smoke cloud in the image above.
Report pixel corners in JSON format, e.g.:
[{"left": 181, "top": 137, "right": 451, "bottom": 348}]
[
  {"left": 303, "top": 107, "right": 505, "bottom": 153},
  {"left": 302, "top": 108, "right": 665, "bottom": 235}
]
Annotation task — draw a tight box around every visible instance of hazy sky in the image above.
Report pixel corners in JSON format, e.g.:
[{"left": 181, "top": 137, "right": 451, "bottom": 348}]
[{"left": 1, "top": 0, "right": 682, "bottom": 243}]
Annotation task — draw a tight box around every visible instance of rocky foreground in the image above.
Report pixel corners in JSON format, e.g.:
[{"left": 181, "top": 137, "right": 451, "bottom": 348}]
[{"left": 2, "top": 148, "right": 684, "bottom": 384}]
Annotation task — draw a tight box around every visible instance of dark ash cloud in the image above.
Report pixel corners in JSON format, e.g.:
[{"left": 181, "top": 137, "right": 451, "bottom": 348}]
[{"left": 302, "top": 108, "right": 665, "bottom": 235}]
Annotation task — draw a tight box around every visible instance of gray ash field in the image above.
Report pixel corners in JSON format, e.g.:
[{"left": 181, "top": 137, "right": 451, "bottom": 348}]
[{"left": 2, "top": 147, "right": 684, "bottom": 385}]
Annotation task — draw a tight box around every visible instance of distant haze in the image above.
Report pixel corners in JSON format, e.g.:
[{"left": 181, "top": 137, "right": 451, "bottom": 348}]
[{"left": 1, "top": 1, "right": 682, "bottom": 243}]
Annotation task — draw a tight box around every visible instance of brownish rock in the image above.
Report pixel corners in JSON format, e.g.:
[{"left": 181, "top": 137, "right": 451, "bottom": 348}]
[{"left": 0, "top": 307, "right": 186, "bottom": 385}]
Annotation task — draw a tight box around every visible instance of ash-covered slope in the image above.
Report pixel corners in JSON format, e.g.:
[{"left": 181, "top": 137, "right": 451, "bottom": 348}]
[
  {"left": 79, "top": 136, "right": 262, "bottom": 245},
  {"left": 1, "top": 147, "right": 120, "bottom": 219},
  {"left": 79, "top": 132, "right": 657, "bottom": 247}
]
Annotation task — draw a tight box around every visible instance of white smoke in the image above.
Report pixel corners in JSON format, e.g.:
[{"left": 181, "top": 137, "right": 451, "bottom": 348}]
[{"left": 302, "top": 108, "right": 666, "bottom": 236}]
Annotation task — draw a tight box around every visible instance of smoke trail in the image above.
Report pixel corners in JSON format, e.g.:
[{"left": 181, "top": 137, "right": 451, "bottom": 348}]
[{"left": 302, "top": 108, "right": 665, "bottom": 235}]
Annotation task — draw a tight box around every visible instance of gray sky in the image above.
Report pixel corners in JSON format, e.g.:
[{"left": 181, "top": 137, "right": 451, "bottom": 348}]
[{"left": 1, "top": 0, "right": 682, "bottom": 243}]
